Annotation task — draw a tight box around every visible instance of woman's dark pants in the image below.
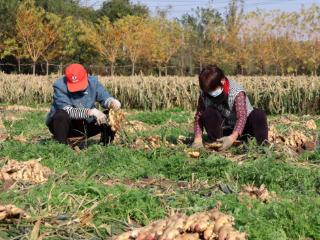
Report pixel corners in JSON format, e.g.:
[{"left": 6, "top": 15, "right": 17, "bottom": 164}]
[
  {"left": 48, "top": 109, "right": 115, "bottom": 145},
  {"left": 201, "top": 108, "right": 268, "bottom": 144}
]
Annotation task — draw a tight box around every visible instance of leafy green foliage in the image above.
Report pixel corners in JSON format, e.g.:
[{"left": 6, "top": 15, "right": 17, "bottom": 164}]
[{"left": 98, "top": 0, "right": 149, "bottom": 22}]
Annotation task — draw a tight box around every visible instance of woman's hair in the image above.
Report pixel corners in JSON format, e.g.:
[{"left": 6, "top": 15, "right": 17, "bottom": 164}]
[{"left": 199, "top": 65, "right": 225, "bottom": 92}]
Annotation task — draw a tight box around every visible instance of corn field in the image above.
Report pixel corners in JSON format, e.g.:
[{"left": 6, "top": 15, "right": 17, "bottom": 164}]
[{"left": 0, "top": 73, "right": 319, "bottom": 114}]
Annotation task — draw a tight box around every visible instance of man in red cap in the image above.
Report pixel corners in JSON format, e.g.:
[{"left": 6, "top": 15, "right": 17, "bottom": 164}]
[{"left": 46, "top": 63, "right": 121, "bottom": 145}]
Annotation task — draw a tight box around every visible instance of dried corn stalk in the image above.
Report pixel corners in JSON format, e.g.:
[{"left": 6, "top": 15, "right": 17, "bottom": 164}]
[
  {"left": 239, "top": 185, "right": 276, "bottom": 203},
  {"left": 0, "top": 204, "right": 28, "bottom": 220},
  {"left": 1, "top": 74, "right": 320, "bottom": 114},
  {"left": 0, "top": 159, "right": 52, "bottom": 184},
  {"left": 108, "top": 109, "right": 125, "bottom": 132},
  {"left": 114, "top": 208, "right": 246, "bottom": 240}
]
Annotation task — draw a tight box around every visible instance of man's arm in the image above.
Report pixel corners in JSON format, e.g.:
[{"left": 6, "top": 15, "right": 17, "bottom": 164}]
[
  {"left": 53, "top": 85, "right": 91, "bottom": 120},
  {"left": 95, "top": 79, "right": 115, "bottom": 109}
]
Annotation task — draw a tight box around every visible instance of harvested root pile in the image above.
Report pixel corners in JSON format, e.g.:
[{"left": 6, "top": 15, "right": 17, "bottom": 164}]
[
  {"left": 131, "top": 135, "right": 175, "bottom": 150},
  {"left": 114, "top": 208, "right": 246, "bottom": 240},
  {"left": 108, "top": 109, "right": 126, "bottom": 132},
  {"left": 268, "top": 117, "right": 317, "bottom": 151},
  {"left": 269, "top": 127, "right": 316, "bottom": 151},
  {"left": 0, "top": 159, "right": 52, "bottom": 184},
  {"left": 0, "top": 204, "right": 28, "bottom": 220},
  {"left": 305, "top": 120, "right": 317, "bottom": 130},
  {"left": 124, "top": 120, "right": 151, "bottom": 134},
  {"left": 239, "top": 185, "right": 276, "bottom": 203}
]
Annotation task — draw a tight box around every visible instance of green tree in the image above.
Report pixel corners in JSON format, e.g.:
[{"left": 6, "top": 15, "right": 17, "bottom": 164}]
[
  {"left": 58, "top": 16, "right": 95, "bottom": 70},
  {"left": 99, "top": 0, "right": 149, "bottom": 22},
  {"left": 1, "top": 38, "right": 29, "bottom": 73},
  {"left": 35, "top": 0, "right": 97, "bottom": 21},
  {"left": 0, "top": 0, "right": 19, "bottom": 40},
  {"left": 148, "top": 18, "right": 184, "bottom": 76}
]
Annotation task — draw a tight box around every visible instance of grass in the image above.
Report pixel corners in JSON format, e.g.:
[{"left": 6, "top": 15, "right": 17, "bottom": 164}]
[
  {"left": 0, "top": 107, "right": 319, "bottom": 239},
  {"left": 127, "top": 108, "right": 193, "bottom": 125}
]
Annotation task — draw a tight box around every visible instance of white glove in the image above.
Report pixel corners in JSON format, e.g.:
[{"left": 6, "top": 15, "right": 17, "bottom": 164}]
[
  {"left": 90, "top": 108, "right": 107, "bottom": 125},
  {"left": 217, "top": 136, "right": 234, "bottom": 151},
  {"left": 108, "top": 99, "right": 121, "bottom": 110}
]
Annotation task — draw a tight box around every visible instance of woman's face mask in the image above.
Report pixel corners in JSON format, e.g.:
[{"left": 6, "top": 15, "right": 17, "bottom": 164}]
[{"left": 208, "top": 87, "right": 223, "bottom": 97}]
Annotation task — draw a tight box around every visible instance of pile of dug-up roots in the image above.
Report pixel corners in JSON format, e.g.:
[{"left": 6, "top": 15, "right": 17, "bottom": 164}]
[{"left": 114, "top": 208, "right": 246, "bottom": 240}]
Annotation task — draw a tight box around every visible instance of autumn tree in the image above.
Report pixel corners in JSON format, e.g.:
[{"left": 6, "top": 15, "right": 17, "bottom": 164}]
[
  {"left": 225, "top": 0, "right": 245, "bottom": 73},
  {"left": 148, "top": 18, "right": 184, "bottom": 75},
  {"left": 238, "top": 11, "right": 269, "bottom": 74},
  {"left": 302, "top": 4, "right": 320, "bottom": 75},
  {"left": 81, "top": 17, "right": 122, "bottom": 75},
  {"left": 263, "top": 11, "right": 292, "bottom": 75},
  {"left": 115, "top": 15, "right": 151, "bottom": 75},
  {"left": 16, "top": 0, "right": 61, "bottom": 75},
  {"left": 41, "top": 13, "right": 63, "bottom": 75},
  {"left": 181, "top": 7, "right": 223, "bottom": 71}
]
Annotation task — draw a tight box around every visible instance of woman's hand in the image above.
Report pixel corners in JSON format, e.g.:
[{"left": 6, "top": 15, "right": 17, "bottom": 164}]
[
  {"left": 217, "top": 132, "right": 238, "bottom": 151},
  {"left": 191, "top": 137, "right": 204, "bottom": 149}
]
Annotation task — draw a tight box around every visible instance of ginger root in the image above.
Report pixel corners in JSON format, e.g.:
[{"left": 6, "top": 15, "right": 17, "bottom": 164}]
[
  {"left": 113, "top": 208, "right": 246, "bottom": 240},
  {"left": 108, "top": 109, "right": 125, "bottom": 132},
  {"left": 0, "top": 159, "right": 52, "bottom": 184},
  {"left": 0, "top": 204, "right": 28, "bottom": 220}
]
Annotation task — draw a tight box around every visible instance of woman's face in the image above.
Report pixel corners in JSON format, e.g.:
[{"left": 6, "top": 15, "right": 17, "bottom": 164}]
[
  {"left": 207, "top": 78, "right": 225, "bottom": 97},
  {"left": 206, "top": 78, "right": 225, "bottom": 92},
  {"left": 213, "top": 79, "right": 225, "bottom": 90}
]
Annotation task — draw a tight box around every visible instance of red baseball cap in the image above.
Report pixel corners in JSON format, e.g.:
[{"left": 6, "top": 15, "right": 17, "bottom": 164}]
[{"left": 65, "top": 64, "right": 88, "bottom": 92}]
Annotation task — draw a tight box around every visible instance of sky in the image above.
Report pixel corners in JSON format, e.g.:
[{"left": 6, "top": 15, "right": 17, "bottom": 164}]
[{"left": 85, "top": 0, "right": 320, "bottom": 18}]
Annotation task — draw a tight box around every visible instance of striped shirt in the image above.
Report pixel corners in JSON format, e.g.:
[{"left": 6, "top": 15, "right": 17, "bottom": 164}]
[{"left": 63, "top": 106, "right": 91, "bottom": 120}]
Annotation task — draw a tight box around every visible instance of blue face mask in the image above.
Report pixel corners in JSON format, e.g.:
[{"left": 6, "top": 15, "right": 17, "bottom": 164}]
[{"left": 208, "top": 87, "right": 223, "bottom": 97}]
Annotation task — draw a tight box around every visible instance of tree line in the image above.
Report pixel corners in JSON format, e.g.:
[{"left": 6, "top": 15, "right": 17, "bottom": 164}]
[{"left": 0, "top": 0, "right": 319, "bottom": 76}]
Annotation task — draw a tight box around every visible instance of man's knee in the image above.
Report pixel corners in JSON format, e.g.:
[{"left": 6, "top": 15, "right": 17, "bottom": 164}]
[{"left": 52, "top": 109, "right": 70, "bottom": 123}]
